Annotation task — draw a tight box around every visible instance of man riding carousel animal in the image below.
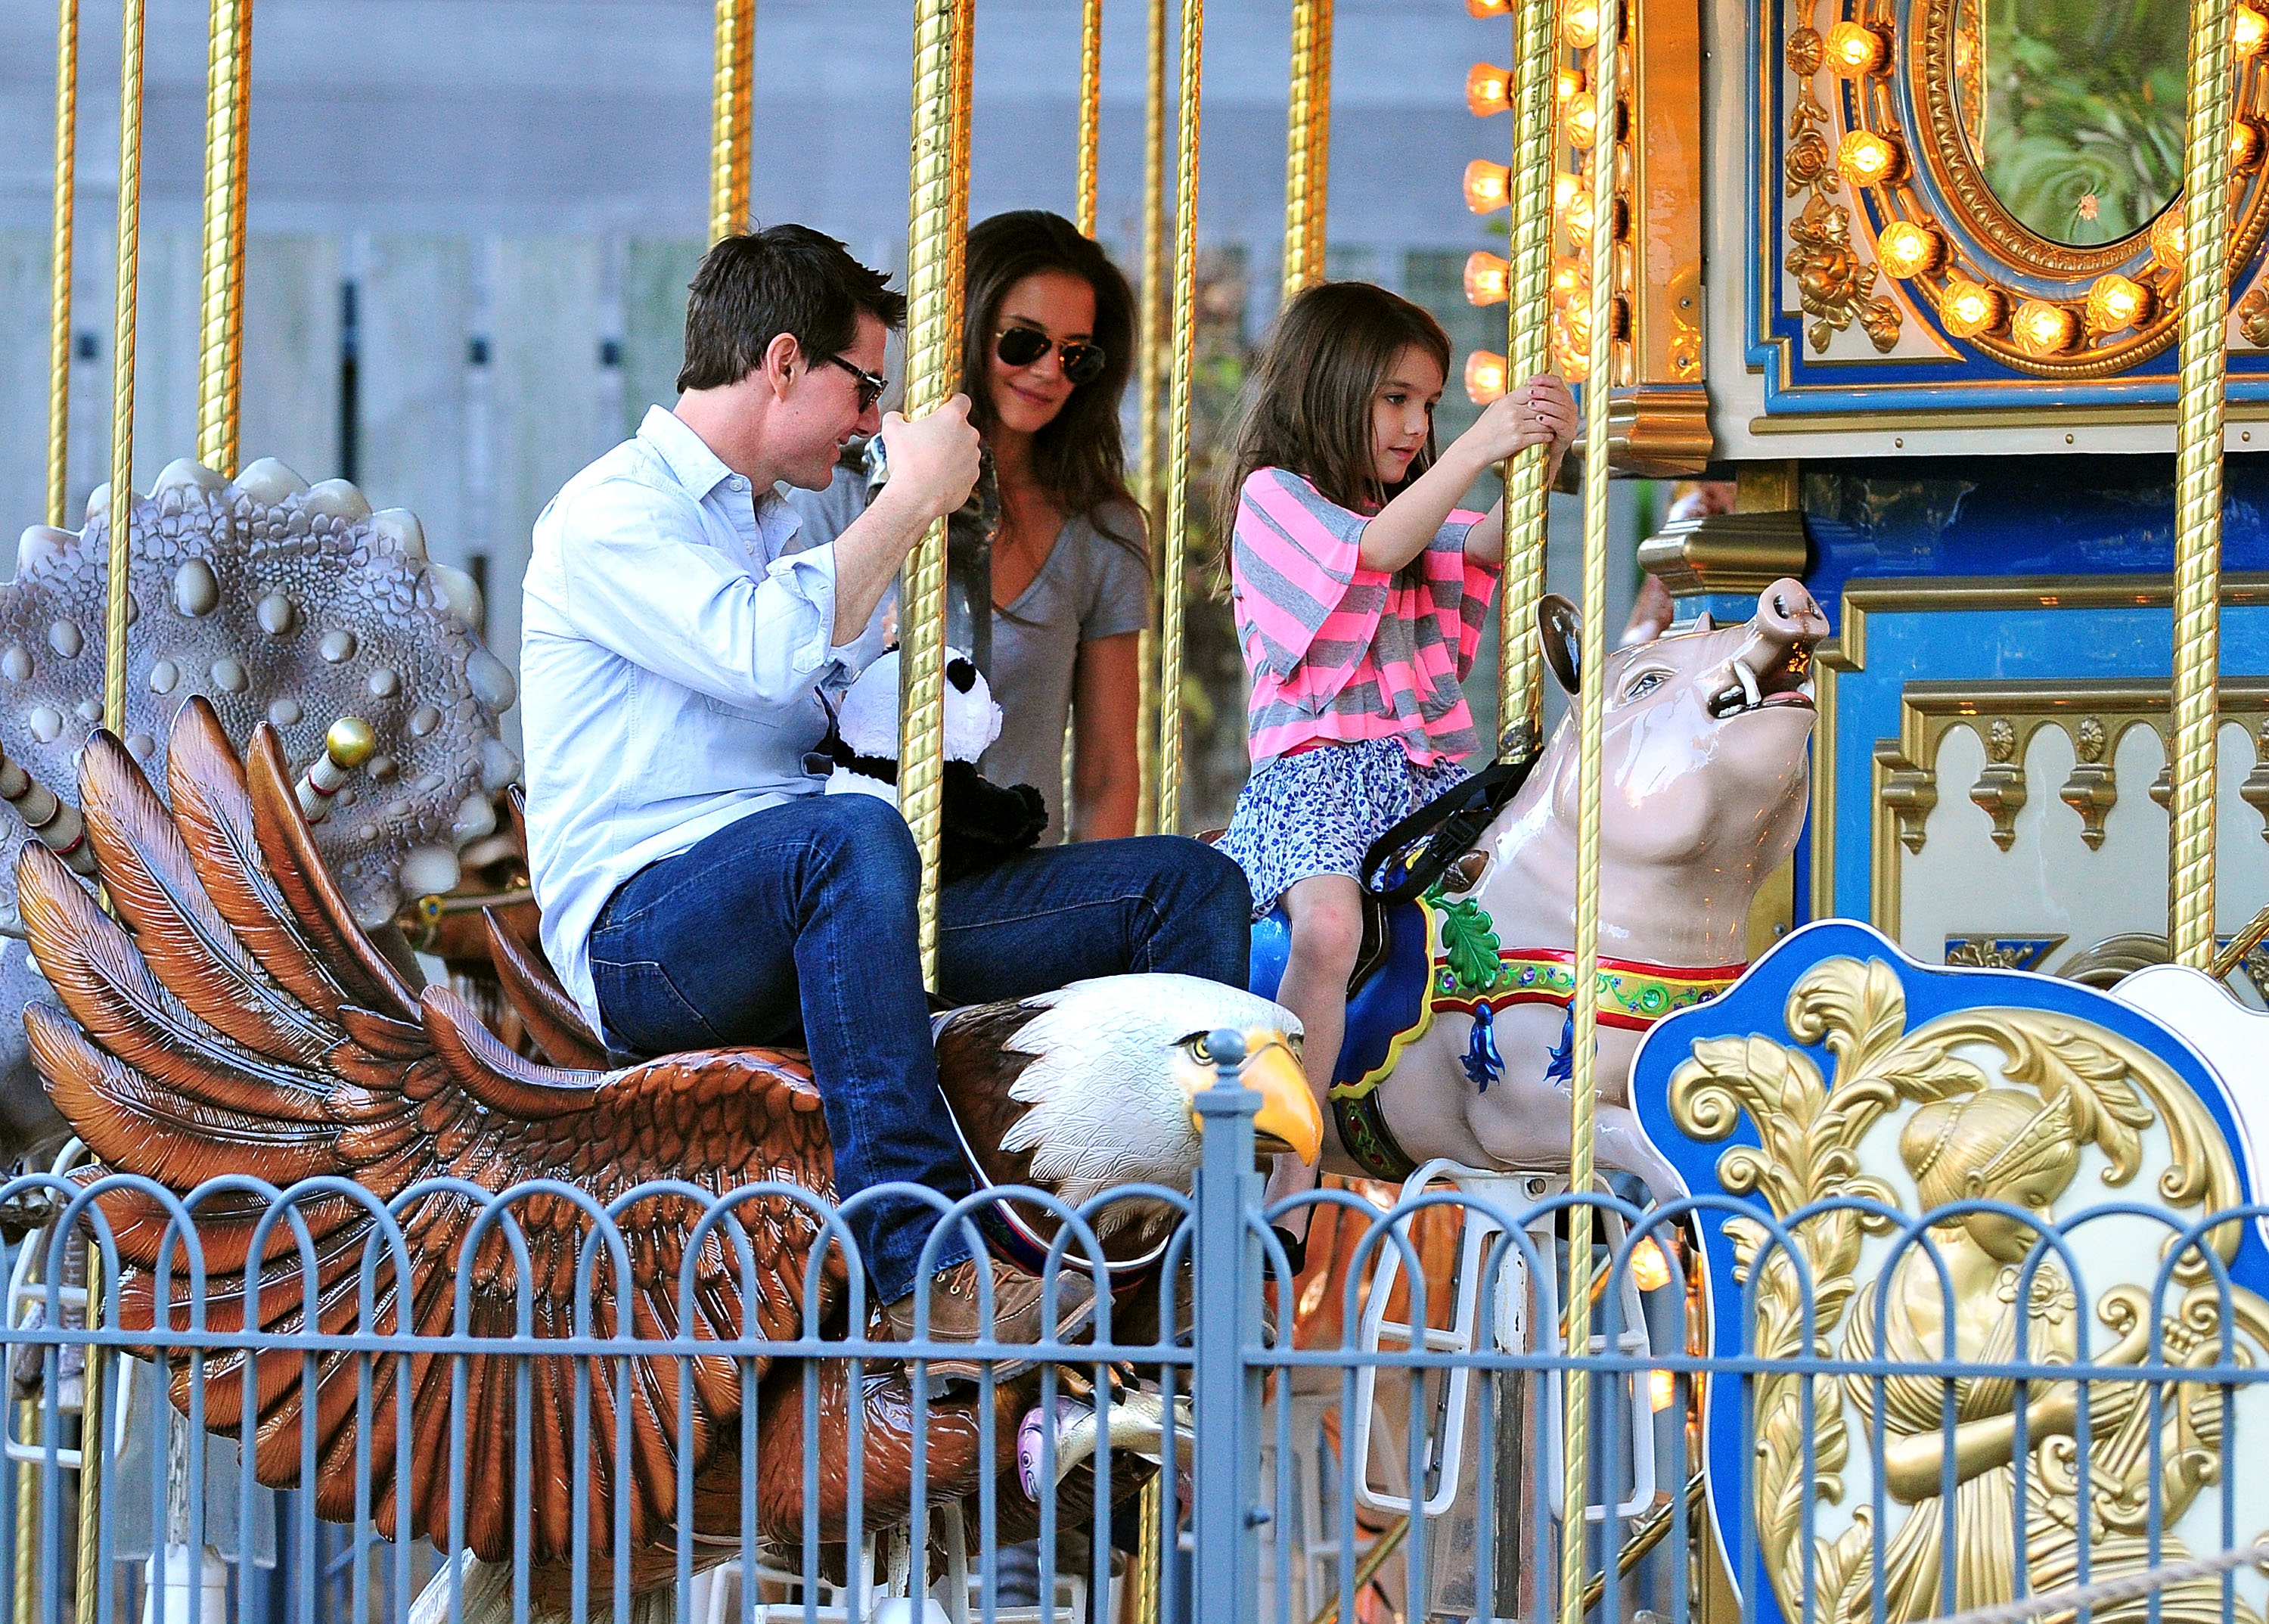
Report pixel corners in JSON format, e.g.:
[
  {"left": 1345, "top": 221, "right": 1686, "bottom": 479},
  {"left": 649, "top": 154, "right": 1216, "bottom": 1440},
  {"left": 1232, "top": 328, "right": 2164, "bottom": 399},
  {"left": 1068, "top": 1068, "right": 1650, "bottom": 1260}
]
[{"left": 519, "top": 225, "right": 1307, "bottom": 1368}]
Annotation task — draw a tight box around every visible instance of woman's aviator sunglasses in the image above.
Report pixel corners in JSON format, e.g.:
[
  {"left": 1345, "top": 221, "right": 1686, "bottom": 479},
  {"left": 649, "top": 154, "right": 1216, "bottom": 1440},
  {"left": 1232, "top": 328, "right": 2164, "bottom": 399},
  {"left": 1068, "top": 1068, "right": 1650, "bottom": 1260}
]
[{"left": 995, "top": 325, "right": 1107, "bottom": 385}]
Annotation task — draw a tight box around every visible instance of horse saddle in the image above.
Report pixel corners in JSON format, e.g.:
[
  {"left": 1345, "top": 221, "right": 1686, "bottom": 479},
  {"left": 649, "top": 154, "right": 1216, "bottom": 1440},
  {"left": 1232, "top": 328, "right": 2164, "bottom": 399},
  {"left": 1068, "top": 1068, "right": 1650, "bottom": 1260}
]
[{"left": 1248, "top": 893, "right": 1431, "bottom": 1098}]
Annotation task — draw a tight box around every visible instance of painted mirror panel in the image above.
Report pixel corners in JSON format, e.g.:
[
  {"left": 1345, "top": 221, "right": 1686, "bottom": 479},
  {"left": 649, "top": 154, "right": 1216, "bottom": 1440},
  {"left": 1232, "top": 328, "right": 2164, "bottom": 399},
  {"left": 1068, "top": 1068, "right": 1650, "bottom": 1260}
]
[{"left": 1951, "top": 0, "right": 2187, "bottom": 247}]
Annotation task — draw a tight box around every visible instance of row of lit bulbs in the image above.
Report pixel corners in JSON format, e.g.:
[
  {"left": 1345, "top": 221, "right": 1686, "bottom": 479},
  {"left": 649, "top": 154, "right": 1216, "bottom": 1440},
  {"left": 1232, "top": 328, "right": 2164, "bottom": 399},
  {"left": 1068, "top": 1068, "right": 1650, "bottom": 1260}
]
[
  {"left": 1822, "top": 3, "right": 2263, "bottom": 356},
  {"left": 1458, "top": 0, "right": 1609, "bottom": 396}
]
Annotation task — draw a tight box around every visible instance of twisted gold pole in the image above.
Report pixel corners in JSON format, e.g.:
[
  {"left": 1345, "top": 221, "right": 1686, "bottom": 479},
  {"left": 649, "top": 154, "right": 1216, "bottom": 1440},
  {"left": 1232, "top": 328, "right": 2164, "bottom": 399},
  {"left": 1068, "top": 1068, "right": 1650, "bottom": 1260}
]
[
  {"left": 1281, "top": 0, "right": 1324, "bottom": 295},
  {"left": 901, "top": 0, "right": 968, "bottom": 983},
  {"left": 195, "top": 0, "right": 253, "bottom": 475},
  {"left": 11, "top": 1403, "right": 35, "bottom": 1624},
  {"left": 1498, "top": 0, "right": 1557, "bottom": 756},
  {"left": 46, "top": 0, "right": 80, "bottom": 531},
  {"left": 1076, "top": 0, "right": 1103, "bottom": 236},
  {"left": 2171, "top": 0, "right": 2234, "bottom": 968},
  {"left": 1157, "top": 0, "right": 1203, "bottom": 836},
  {"left": 70, "top": 1258, "right": 104, "bottom": 1624},
  {"left": 222, "top": 8, "right": 250, "bottom": 465},
  {"left": 107, "top": 0, "right": 146, "bottom": 741},
  {"left": 1559, "top": 0, "right": 1619, "bottom": 1614},
  {"left": 708, "top": 0, "right": 755, "bottom": 242},
  {"left": 1134, "top": 0, "right": 1169, "bottom": 837},
  {"left": 947, "top": 0, "right": 973, "bottom": 345}
]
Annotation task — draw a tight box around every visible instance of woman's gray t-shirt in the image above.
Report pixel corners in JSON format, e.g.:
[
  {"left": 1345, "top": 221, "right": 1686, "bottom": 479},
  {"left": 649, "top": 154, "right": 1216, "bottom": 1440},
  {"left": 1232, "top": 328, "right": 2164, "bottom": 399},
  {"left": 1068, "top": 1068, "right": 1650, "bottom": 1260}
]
[{"left": 784, "top": 468, "right": 1151, "bottom": 843}]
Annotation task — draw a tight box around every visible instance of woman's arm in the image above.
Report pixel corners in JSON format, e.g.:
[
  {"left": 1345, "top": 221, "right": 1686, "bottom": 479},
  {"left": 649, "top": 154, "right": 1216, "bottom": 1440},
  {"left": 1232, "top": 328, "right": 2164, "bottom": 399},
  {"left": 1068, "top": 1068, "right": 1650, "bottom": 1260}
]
[{"left": 1070, "top": 632, "right": 1144, "bottom": 840}]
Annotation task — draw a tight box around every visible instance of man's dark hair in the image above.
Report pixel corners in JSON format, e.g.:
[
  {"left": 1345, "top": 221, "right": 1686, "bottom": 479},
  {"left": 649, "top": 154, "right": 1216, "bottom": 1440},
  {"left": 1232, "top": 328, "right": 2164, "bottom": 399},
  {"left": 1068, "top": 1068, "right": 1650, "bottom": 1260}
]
[{"left": 676, "top": 225, "right": 908, "bottom": 394}]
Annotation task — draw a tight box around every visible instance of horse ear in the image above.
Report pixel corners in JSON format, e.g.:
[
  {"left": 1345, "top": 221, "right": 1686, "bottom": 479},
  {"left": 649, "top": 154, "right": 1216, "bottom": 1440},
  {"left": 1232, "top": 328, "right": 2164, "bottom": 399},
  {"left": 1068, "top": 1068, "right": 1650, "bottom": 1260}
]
[
  {"left": 1691, "top": 609, "right": 1717, "bottom": 632},
  {"left": 1538, "top": 595, "right": 1582, "bottom": 694}
]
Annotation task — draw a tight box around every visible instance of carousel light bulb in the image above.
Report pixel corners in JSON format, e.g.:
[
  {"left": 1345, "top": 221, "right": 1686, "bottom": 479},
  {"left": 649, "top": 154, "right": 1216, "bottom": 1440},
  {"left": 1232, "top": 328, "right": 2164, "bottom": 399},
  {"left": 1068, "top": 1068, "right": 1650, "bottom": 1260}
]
[
  {"left": 1562, "top": 188, "right": 1597, "bottom": 247},
  {"left": 2239, "top": 3, "right": 2268, "bottom": 57},
  {"left": 1465, "top": 349, "right": 1510, "bottom": 405},
  {"left": 1464, "top": 159, "right": 1513, "bottom": 213},
  {"left": 1551, "top": 254, "right": 1588, "bottom": 303},
  {"left": 1558, "top": 67, "right": 1587, "bottom": 105},
  {"left": 1876, "top": 221, "right": 1945, "bottom": 278},
  {"left": 1554, "top": 170, "right": 1581, "bottom": 212},
  {"left": 1630, "top": 1237, "right": 1673, "bottom": 1293},
  {"left": 2087, "top": 272, "right": 2152, "bottom": 332},
  {"left": 2234, "top": 119, "right": 2266, "bottom": 173},
  {"left": 2013, "top": 298, "right": 2078, "bottom": 356},
  {"left": 1824, "top": 20, "right": 1890, "bottom": 75},
  {"left": 1467, "top": 61, "right": 1512, "bottom": 119},
  {"left": 1560, "top": 0, "right": 1600, "bottom": 48},
  {"left": 1836, "top": 129, "right": 1904, "bottom": 188},
  {"left": 1467, "top": 0, "right": 1512, "bottom": 16},
  {"left": 1564, "top": 91, "right": 1600, "bottom": 151},
  {"left": 1940, "top": 278, "right": 2006, "bottom": 337},
  {"left": 1464, "top": 251, "right": 1511, "bottom": 306},
  {"left": 2152, "top": 204, "right": 2187, "bottom": 269},
  {"left": 1650, "top": 1369, "right": 1678, "bottom": 1412}
]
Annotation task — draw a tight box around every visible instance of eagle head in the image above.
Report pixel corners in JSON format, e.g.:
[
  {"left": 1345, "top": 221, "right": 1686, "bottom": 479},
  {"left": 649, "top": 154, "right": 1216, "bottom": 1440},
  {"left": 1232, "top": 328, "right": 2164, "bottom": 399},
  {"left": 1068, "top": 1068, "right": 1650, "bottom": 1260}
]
[{"left": 979, "top": 974, "right": 1321, "bottom": 1221}]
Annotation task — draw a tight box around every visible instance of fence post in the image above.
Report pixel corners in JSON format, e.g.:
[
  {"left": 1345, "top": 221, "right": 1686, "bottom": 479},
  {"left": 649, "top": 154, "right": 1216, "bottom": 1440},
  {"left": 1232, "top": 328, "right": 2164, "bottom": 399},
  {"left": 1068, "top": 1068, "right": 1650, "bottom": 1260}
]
[{"left": 1192, "top": 1026, "right": 1263, "bottom": 1622}]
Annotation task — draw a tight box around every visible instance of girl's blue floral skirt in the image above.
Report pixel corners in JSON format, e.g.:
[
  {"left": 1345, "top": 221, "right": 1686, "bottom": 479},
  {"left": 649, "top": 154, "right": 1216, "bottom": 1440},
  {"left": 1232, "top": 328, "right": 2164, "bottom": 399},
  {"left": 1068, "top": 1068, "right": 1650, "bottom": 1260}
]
[{"left": 1218, "top": 737, "right": 1470, "bottom": 918}]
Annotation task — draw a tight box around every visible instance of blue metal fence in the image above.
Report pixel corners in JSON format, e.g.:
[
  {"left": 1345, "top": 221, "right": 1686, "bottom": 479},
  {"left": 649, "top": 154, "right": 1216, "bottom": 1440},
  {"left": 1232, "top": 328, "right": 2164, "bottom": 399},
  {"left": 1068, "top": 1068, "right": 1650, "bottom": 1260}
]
[{"left": 5, "top": 1032, "right": 2268, "bottom": 1624}]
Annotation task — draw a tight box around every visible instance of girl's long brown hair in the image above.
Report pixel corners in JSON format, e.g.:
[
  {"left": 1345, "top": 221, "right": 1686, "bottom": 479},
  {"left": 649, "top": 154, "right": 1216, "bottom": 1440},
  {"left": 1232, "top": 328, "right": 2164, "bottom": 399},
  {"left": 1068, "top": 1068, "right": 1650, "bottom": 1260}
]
[
  {"left": 961, "top": 210, "right": 1145, "bottom": 561},
  {"left": 1212, "top": 281, "right": 1454, "bottom": 551}
]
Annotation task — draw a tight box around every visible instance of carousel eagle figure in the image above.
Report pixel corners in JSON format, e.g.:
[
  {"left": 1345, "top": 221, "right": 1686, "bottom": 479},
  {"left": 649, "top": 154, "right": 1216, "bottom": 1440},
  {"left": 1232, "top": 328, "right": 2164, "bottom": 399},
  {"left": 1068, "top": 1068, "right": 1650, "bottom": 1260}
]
[{"left": 19, "top": 695, "right": 1318, "bottom": 1609}]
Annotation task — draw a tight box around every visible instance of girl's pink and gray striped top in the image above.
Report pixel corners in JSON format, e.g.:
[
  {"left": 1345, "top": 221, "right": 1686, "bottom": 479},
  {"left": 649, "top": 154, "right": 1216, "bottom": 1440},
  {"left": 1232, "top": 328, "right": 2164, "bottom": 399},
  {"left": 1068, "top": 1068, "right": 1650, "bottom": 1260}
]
[{"left": 1231, "top": 466, "right": 1499, "bottom": 769}]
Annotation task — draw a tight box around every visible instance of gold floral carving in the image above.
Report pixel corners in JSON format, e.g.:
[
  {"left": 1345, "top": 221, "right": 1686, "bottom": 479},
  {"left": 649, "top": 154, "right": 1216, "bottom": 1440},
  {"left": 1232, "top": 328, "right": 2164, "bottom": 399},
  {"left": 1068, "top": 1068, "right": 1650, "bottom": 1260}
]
[
  {"left": 1968, "top": 716, "right": 2025, "bottom": 850},
  {"left": 1783, "top": 3, "right": 1901, "bottom": 352},
  {"left": 1668, "top": 955, "right": 2260, "bottom": 1624},
  {"left": 2243, "top": 286, "right": 2269, "bottom": 350},
  {"left": 2058, "top": 716, "right": 2118, "bottom": 850}
]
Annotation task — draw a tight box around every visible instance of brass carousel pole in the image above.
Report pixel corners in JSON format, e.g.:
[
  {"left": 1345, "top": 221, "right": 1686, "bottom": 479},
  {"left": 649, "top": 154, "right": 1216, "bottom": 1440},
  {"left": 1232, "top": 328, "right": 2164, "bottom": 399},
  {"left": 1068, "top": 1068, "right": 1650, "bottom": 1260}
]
[
  {"left": 1498, "top": 0, "right": 1558, "bottom": 757},
  {"left": 1280, "top": 0, "right": 1332, "bottom": 293},
  {"left": 1558, "top": 0, "right": 1619, "bottom": 1611},
  {"left": 195, "top": 0, "right": 253, "bottom": 474},
  {"left": 20, "top": 8, "right": 79, "bottom": 1617},
  {"left": 2170, "top": 0, "right": 2235, "bottom": 968},
  {"left": 45, "top": 0, "right": 80, "bottom": 529},
  {"left": 1134, "top": 0, "right": 1169, "bottom": 835},
  {"left": 708, "top": 0, "right": 755, "bottom": 241},
  {"left": 106, "top": 0, "right": 147, "bottom": 738},
  {"left": 902, "top": 0, "right": 972, "bottom": 981},
  {"left": 1076, "top": 0, "right": 1104, "bottom": 236},
  {"left": 1156, "top": 0, "right": 1203, "bottom": 835}
]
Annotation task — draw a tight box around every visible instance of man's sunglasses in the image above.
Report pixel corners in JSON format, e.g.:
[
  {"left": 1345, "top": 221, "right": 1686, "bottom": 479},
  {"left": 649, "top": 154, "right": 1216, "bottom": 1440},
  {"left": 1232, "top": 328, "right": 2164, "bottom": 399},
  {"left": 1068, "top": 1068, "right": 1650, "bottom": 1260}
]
[
  {"left": 819, "top": 352, "right": 888, "bottom": 412},
  {"left": 995, "top": 325, "right": 1107, "bottom": 385}
]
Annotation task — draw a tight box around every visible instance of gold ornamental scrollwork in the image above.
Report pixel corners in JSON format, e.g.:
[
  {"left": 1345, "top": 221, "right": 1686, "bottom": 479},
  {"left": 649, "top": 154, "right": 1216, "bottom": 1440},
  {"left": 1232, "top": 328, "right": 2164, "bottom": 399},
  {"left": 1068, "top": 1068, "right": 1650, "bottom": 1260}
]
[
  {"left": 1783, "top": 0, "right": 2269, "bottom": 377},
  {"left": 1784, "top": 4, "right": 1901, "bottom": 353},
  {"left": 1668, "top": 955, "right": 2264, "bottom": 1624}
]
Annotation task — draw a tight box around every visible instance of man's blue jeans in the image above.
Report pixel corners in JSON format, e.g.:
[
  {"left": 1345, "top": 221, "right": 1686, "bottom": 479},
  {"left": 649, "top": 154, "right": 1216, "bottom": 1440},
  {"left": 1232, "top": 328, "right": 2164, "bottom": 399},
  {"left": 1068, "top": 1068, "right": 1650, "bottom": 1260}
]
[{"left": 587, "top": 793, "right": 1252, "bottom": 1305}]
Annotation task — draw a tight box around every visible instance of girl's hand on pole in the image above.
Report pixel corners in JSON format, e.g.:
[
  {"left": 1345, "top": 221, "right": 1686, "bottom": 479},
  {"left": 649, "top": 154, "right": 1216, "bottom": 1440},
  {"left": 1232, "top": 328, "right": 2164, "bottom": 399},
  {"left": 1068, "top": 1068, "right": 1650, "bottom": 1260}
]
[{"left": 1520, "top": 373, "right": 1578, "bottom": 461}]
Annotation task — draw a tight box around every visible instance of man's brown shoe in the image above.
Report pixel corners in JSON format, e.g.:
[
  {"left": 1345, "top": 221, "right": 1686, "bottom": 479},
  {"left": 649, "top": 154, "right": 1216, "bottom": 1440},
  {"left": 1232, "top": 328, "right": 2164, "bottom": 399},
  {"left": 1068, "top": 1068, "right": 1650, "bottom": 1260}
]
[{"left": 877, "top": 1257, "right": 1097, "bottom": 1385}]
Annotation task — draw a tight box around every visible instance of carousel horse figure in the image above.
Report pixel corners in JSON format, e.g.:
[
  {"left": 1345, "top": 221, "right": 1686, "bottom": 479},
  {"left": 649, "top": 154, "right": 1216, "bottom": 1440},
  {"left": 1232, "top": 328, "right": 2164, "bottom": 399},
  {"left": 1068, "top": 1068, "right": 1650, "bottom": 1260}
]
[
  {"left": 20, "top": 697, "right": 1321, "bottom": 1617},
  {"left": 1254, "top": 576, "right": 1827, "bottom": 1199}
]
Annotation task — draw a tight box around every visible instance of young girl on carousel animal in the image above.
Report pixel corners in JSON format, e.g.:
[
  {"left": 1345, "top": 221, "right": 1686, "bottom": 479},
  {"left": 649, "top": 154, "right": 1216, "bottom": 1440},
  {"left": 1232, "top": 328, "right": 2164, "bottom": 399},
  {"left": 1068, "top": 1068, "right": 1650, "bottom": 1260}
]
[{"left": 1214, "top": 281, "right": 1576, "bottom": 1188}]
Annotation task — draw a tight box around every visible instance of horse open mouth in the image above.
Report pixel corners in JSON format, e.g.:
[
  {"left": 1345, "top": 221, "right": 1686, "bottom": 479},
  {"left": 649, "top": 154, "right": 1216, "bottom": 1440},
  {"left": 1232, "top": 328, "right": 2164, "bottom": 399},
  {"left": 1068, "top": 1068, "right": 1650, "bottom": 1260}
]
[{"left": 1708, "top": 647, "right": 1816, "bottom": 719}]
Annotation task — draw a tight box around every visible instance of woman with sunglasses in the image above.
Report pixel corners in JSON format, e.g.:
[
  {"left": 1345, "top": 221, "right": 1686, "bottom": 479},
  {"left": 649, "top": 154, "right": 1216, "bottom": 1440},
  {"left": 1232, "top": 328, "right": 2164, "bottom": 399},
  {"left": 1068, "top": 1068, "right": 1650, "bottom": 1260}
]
[{"left": 791, "top": 210, "right": 1150, "bottom": 842}]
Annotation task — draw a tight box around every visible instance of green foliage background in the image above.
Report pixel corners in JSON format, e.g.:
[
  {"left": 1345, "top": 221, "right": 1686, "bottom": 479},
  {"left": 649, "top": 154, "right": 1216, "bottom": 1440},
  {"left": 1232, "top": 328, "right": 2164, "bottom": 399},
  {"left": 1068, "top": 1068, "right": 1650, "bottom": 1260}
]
[{"left": 1978, "top": 0, "right": 2186, "bottom": 245}]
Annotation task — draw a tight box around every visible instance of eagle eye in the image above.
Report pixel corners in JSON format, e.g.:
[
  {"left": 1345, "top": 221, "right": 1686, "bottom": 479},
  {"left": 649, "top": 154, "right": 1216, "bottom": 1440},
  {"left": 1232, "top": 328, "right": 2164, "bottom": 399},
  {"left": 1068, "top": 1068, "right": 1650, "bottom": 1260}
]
[{"left": 1182, "top": 1031, "right": 1214, "bottom": 1064}]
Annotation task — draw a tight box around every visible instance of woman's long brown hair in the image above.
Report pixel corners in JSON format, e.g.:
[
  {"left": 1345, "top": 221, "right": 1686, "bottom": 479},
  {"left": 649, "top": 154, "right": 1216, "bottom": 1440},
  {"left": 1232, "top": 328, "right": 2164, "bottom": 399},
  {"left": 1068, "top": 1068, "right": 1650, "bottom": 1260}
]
[
  {"left": 961, "top": 210, "right": 1145, "bottom": 562},
  {"left": 1212, "top": 281, "right": 1454, "bottom": 554}
]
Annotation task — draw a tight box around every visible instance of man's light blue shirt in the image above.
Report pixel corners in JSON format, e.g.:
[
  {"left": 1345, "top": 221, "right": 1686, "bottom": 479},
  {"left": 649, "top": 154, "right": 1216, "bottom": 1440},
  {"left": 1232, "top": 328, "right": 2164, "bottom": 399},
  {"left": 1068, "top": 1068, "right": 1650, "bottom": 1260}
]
[{"left": 521, "top": 406, "right": 878, "bottom": 1036}]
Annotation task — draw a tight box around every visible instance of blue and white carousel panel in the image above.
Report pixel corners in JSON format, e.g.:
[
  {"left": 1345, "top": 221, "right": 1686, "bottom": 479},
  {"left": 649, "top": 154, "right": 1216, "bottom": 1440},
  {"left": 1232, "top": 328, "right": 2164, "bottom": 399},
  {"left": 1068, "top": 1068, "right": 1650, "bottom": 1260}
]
[
  {"left": 1889, "top": 713, "right": 2269, "bottom": 997},
  {"left": 1632, "top": 920, "right": 2269, "bottom": 1624}
]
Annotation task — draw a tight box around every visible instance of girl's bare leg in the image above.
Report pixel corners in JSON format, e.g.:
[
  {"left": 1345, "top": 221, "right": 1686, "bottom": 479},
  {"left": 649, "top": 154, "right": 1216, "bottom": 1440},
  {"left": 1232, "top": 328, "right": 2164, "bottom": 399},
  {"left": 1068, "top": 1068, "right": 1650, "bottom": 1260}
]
[{"left": 1265, "top": 874, "right": 1367, "bottom": 1247}]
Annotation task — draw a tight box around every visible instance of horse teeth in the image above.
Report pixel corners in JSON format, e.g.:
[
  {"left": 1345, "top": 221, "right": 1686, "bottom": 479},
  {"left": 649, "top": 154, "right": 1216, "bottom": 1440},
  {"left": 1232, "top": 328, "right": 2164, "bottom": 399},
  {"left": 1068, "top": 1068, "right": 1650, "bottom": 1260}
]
[{"left": 1734, "top": 659, "right": 1762, "bottom": 710}]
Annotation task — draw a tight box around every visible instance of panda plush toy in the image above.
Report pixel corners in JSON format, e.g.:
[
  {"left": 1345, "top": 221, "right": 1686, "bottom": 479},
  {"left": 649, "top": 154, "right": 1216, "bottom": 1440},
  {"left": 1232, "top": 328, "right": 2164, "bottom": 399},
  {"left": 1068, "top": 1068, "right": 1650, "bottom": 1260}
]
[{"left": 824, "top": 648, "right": 1050, "bottom": 882}]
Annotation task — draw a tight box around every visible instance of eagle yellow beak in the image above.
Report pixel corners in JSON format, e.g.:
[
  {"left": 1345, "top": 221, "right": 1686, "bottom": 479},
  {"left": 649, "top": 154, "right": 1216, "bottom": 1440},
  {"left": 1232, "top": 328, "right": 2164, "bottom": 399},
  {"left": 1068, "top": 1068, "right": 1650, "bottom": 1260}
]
[{"left": 1240, "top": 1030, "right": 1324, "bottom": 1166}]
